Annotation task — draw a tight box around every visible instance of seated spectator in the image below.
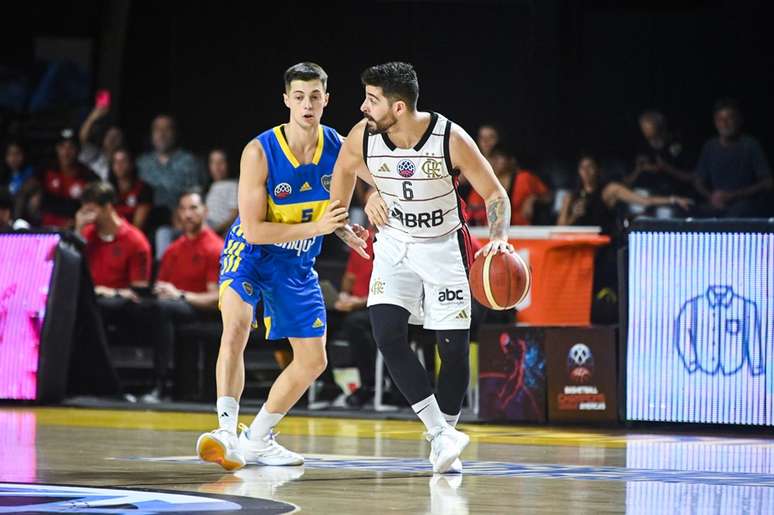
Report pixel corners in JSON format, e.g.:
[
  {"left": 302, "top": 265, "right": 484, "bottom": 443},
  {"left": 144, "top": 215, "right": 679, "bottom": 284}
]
[
  {"left": 465, "top": 144, "right": 552, "bottom": 226},
  {"left": 74, "top": 182, "right": 154, "bottom": 395},
  {"left": 694, "top": 99, "right": 773, "bottom": 217},
  {"left": 332, "top": 230, "right": 376, "bottom": 407},
  {"left": 151, "top": 188, "right": 222, "bottom": 400},
  {"left": 78, "top": 103, "right": 125, "bottom": 181},
  {"left": 458, "top": 123, "right": 501, "bottom": 200},
  {"left": 41, "top": 129, "right": 99, "bottom": 228},
  {"left": 2, "top": 141, "right": 36, "bottom": 196},
  {"left": 137, "top": 114, "right": 206, "bottom": 257},
  {"left": 623, "top": 111, "right": 694, "bottom": 197},
  {"left": 558, "top": 155, "right": 692, "bottom": 236},
  {"left": 477, "top": 123, "right": 500, "bottom": 161},
  {"left": 204, "top": 148, "right": 238, "bottom": 236},
  {"left": 109, "top": 148, "right": 153, "bottom": 232}
]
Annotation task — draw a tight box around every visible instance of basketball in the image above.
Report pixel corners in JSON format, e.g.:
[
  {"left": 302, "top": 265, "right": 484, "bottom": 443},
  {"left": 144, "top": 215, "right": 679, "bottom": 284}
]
[{"left": 469, "top": 250, "right": 531, "bottom": 310}]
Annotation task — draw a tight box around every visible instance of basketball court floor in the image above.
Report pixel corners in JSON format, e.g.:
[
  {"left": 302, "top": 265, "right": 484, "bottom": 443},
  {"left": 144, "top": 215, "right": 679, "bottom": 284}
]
[{"left": 1, "top": 407, "right": 772, "bottom": 514}]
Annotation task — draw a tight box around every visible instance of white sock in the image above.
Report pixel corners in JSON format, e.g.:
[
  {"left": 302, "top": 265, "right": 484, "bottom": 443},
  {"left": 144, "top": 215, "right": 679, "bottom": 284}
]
[
  {"left": 216, "top": 396, "right": 239, "bottom": 434},
  {"left": 412, "top": 395, "right": 449, "bottom": 433},
  {"left": 249, "top": 405, "right": 285, "bottom": 440},
  {"left": 443, "top": 411, "right": 460, "bottom": 428}
]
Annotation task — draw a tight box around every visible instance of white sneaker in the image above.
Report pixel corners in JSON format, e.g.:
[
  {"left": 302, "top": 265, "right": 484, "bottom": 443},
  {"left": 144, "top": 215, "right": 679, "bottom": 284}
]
[
  {"left": 238, "top": 424, "right": 304, "bottom": 466},
  {"left": 426, "top": 426, "right": 469, "bottom": 474},
  {"left": 196, "top": 429, "right": 246, "bottom": 471},
  {"left": 429, "top": 445, "right": 463, "bottom": 474}
]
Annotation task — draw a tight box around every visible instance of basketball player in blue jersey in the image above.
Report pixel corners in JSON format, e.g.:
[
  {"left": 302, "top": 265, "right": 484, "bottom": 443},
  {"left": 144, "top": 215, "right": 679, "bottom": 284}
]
[
  {"left": 331, "top": 62, "right": 514, "bottom": 474},
  {"left": 196, "top": 62, "right": 368, "bottom": 471}
]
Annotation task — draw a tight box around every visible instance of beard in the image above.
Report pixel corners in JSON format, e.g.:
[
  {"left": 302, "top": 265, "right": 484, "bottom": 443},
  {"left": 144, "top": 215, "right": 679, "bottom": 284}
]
[{"left": 365, "top": 113, "right": 397, "bottom": 135}]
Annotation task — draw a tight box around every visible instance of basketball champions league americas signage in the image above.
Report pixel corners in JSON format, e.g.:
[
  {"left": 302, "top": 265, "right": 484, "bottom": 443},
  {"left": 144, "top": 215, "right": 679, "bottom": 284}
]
[
  {"left": 545, "top": 327, "right": 618, "bottom": 422},
  {"left": 626, "top": 225, "right": 773, "bottom": 426}
]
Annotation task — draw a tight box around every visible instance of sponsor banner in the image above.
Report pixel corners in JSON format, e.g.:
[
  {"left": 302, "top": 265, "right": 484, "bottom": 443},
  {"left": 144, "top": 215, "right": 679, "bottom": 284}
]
[
  {"left": 546, "top": 327, "right": 618, "bottom": 422},
  {"left": 478, "top": 325, "right": 546, "bottom": 422}
]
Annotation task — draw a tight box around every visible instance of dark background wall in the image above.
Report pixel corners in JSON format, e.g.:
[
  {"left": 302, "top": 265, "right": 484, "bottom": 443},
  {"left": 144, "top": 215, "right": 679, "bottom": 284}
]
[{"left": 4, "top": 0, "right": 772, "bottom": 178}]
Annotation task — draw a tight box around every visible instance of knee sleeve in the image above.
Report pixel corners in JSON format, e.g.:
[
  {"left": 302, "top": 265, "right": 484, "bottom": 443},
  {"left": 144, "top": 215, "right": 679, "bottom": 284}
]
[
  {"left": 436, "top": 329, "right": 470, "bottom": 415},
  {"left": 369, "top": 304, "right": 433, "bottom": 404}
]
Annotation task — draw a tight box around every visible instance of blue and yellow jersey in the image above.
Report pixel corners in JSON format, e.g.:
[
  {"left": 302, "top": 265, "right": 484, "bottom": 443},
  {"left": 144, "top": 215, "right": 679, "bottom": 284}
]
[{"left": 227, "top": 124, "right": 342, "bottom": 270}]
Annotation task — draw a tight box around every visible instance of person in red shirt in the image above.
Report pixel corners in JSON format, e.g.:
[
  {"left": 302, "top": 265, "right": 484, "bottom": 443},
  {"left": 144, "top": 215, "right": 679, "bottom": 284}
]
[
  {"left": 41, "top": 129, "right": 100, "bottom": 228},
  {"left": 108, "top": 148, "right": 153, "bottom": 232},
  {"left": 150, "top": 187, "right": 223, "bottom": 400},
  {"left": 465, "top": 144, "right": 552, "bottom": 226}
]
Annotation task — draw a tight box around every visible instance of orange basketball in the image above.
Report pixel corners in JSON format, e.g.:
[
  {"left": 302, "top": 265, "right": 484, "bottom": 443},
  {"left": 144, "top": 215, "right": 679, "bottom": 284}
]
[{"left": 469, "top": 251, "right": 531, "bottom": 310}]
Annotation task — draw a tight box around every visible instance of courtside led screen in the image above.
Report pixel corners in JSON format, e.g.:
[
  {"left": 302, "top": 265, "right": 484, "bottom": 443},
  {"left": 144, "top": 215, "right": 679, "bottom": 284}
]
[
  {"left": 626, "top": 229, "right": 773, "bottom": 425},
  {"left": 0, "top": 234, "right": 60, "bottom": 400}
]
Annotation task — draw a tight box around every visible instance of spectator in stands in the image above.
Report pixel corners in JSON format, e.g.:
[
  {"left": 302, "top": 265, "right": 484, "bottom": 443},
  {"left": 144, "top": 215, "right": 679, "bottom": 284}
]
[
  {"left": 78, "top": 104, "right": 125, "bottom": 181},
  {"left": 108, "top": 148, "right": 153, "bottom": 232},
  {"left": 137, "top": 114, "right": 206, "bottom": 257},
  {"left": 465, "top": 144, "right": 552, "bottom": 226},
  {"left": 75, "top": 181, "right": 152, "bottom": 298},
  {"left": 204, "top": 148, "right": 238, "bottom": 236},
  {"left": 332, "top": 231, "right": 376, "bottom": 407},
  {"left": 150, "top": 188, "right": 222, "bottom": 400},
  {"left": 40, "top": 129, "right": 99, "bottom": 228},
  {"left": 558, "top": 155, "right": 693, "bottom": 236},
  {"left": 623, "top": 111, "right": 694, "bottom": 197},
  {"left": 477, "top": 123, "right": 500, "bottom": 160},
  {"left": 2, "top": 141, "right": 35, "bottom": 196},
  {"left": 694, "top": 99, "right": 773, "bottom": 217},
  {"left": 2, "top": 141, "right": 37, "bottom": 225}
]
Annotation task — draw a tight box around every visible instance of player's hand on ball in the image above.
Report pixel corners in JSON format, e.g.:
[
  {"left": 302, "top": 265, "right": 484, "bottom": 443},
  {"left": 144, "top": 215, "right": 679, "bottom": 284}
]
[
  {"left": 316, "top": 200, "right": 349, "bottom": 235},
  {"left": 364, "top": 190, "right": 389, "bottom": 227},
  {"left": 475, "top": 238, "right": 515, "bottom": 258}
]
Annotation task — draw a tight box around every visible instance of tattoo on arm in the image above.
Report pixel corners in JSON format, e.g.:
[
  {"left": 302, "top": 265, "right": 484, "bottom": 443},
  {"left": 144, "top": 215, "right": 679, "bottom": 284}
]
[{"left": 486, "top": 195, "right": 510, "bottom": 240}]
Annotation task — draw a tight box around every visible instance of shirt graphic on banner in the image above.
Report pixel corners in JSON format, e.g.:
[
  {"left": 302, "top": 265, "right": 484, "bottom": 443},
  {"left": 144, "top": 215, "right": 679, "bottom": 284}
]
[{"left": 674, "top": 285, "right": 764, "bottom": 376}]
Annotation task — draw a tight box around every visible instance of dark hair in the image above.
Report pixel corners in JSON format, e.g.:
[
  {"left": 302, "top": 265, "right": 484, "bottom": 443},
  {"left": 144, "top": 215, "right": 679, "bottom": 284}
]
[
  {"left": 178, "top": 186, "right": 204, "bottom": 205},
  {"left": 0, "top": 188, "right": 12, "bottom": 211},
  {"left": 713, "top": 98, "right": 741, "bottom": 115},
  {"left": 151, "top": 113, "right": 177, "bottom": 130},
  {"left": 284, "top": 62, "right": 328, "bottom": 91},
  {"left": 361, "top": 62, "right": 419, "bottom": 111},
  {"left": 81, "top": 181, "right": 116, "bottom": 206},
  {"left": 490, "top": 143, "right": 520, "bottom": 167},
  {"left": 478, "top": 123, "right": 502, "bottom": 135},
  {"left": 108, "top": 147, "right": 137, "bottom": 186},
  {"left": 3, "top": 139, "right": 26, "bottom": 156},
  {"left": 638, "top": 110, "right": 666, "bottom": 130}
]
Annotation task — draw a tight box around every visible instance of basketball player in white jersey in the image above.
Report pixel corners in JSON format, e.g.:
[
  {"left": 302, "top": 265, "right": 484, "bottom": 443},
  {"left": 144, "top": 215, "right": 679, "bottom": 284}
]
[{"left": 330, "top": 62, "right": 513, "bottom": 473}]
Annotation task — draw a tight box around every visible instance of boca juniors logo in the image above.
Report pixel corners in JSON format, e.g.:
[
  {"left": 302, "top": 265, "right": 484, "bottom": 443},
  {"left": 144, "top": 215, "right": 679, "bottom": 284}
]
[
  {"left": 274, "top": 182, "right": 292, "bottom": 199},
  {"left": 320, "top": 174, "right": 332, "bottom": 192},
  {"left": 397, "top": 160, "right": 416, "bottom": 177}
]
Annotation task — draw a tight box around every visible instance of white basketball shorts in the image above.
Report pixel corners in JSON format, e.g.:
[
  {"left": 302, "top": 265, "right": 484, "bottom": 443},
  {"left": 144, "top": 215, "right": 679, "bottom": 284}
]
[{"left": 367, "top": 229, "right": 472, "bottom": 330}]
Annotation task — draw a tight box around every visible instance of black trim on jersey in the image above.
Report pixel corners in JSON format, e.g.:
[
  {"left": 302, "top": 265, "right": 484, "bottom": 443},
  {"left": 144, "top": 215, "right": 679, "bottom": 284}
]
[
  {"left": 442, "top": 119, "right": 458, "bottom": 177},
  {"left": 380, "top": 112, "right": 438, "bottom": 152},
  {"left": 456, "top": 226, "right": 472, "bottom": 276},
  {"left": 362, "top": 126, "right": 370, "bottom": 166}
]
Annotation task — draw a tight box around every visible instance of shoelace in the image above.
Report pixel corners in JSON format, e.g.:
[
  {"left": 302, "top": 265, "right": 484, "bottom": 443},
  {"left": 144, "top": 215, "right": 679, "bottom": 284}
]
[{"left": 238, "top": 424, "right": 286, "bottom": 455}]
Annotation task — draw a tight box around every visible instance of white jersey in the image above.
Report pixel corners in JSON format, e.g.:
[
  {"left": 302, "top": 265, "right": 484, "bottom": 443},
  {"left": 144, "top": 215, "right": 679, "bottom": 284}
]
[{"left": 364, "top": 112, "right": 464, "bottom": 242}]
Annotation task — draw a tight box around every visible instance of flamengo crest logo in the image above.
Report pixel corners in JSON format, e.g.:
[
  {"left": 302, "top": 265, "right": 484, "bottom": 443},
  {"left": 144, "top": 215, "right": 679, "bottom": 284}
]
[{"left": 274, "top": 182, "right": 292, "bottom": 199}]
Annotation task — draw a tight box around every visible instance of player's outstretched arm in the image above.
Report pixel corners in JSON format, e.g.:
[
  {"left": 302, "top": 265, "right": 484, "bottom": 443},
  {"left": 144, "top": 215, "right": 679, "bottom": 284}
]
[
  {"left": 330, "top": 121, "right": 370, "bottom": 259},
  {"left": 238, "top": 139, "right": 348, "bottom": 244},
  {"left": 450, "top": 124, "right": 514, "bottom": 257}
]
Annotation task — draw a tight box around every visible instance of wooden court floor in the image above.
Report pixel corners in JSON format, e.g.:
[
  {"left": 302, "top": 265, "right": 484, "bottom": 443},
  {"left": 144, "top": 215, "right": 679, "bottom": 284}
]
[{"left": 1, "top": 407, "right": 773, "bottom": 514}]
